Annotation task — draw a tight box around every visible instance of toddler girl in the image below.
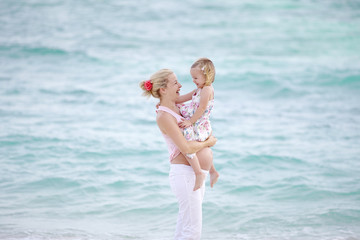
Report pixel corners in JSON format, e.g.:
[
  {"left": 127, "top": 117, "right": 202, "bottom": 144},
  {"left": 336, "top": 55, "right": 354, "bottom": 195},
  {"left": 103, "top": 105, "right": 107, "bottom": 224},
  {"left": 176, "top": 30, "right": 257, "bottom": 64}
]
[{"left": 177, "top": 58, "right": 219, "bottom": 188}]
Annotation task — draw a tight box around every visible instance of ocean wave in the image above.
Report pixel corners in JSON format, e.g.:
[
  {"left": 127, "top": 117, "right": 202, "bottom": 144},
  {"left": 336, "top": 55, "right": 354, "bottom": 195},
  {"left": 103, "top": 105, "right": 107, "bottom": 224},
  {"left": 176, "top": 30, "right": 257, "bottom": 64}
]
[
  {"left": 39, "top": 88, "right": 95, "bottom": 96},
  {"left": 0, "top": 134, "right": 62, "bottom": 145},
  {"left": 0, "top": 229, "right": 134, "bottom": 240},
  {"left": 0, "top": 44, "right": 67, "bottom": 57},
  {"left": 0, "top": 44, "right": 104, "bottom": 63},
  {"left": 312, "top": 73, "right": 360, "bottom": 87},
  {"left": 22, "top": 177, "right": 81, "bottom": 190}
]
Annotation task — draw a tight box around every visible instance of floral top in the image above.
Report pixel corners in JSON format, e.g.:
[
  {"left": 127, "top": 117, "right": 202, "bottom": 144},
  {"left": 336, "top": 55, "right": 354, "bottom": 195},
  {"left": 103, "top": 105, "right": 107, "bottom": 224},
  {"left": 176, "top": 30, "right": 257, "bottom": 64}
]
[{"left": 178, "top": 87, "right": 214, "bottom": 142}]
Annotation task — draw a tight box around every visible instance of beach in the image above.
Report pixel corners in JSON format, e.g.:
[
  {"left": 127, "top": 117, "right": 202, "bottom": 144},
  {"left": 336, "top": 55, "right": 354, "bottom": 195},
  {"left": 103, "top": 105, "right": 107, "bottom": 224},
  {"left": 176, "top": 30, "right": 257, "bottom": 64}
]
[{"left": 1, "top": 0, "right": 360, "bottom": 239}]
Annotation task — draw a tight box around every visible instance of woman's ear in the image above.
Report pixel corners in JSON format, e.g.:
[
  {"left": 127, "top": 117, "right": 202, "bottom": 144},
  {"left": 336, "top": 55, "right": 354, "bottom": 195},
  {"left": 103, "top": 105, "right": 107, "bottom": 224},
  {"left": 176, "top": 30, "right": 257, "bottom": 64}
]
[{"left": 160, "top": 87, "right": 166, "bottom": 96}]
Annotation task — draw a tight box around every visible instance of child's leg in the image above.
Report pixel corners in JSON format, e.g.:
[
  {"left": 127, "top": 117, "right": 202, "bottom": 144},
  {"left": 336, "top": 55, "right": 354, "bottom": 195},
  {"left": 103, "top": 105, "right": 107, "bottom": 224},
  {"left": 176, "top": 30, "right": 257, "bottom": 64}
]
[
  {"left": 183, "top": 126, "right": 205, "bottom": 191},
  {"left": 197, "top": 148, "right": 219, "bottom": 188},
  {"left": 209, "top": 163, "right": 219, "bottom": 188},
  {"left": 185, "top": 154, "right": 206, "bottom": 191}
]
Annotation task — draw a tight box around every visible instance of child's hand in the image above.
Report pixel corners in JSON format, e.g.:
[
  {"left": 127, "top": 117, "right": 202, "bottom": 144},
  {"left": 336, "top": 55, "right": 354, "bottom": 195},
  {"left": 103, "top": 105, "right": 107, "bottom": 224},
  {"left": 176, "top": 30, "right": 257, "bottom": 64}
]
[{"left": 178, "top": 119, "right": 192, "bottom": 128}]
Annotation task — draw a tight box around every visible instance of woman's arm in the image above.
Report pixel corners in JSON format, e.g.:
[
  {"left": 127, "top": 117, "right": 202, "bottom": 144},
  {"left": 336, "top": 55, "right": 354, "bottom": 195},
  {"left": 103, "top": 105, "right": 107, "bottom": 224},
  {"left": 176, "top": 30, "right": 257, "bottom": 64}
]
[
  {"left": 175, "top": 89, "right": 196, "bottom": 104},
  {"left": 157, "top": 112, "right": 216, "bottom": 154}
]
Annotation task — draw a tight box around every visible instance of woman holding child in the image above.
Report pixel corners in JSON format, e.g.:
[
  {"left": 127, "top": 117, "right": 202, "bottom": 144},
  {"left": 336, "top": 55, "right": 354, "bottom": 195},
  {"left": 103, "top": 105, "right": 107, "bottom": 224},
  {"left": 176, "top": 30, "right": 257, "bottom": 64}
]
[{"left": 139, "top": 59, "right": 218, "bottom": 240}]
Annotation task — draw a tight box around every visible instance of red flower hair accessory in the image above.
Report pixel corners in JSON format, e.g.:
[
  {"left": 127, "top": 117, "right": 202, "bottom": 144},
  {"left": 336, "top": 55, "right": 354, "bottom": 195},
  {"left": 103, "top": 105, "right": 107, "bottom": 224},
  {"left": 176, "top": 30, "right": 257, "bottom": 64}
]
[{"left": 144, "top": 80, "right": 153, "bottom": 91}]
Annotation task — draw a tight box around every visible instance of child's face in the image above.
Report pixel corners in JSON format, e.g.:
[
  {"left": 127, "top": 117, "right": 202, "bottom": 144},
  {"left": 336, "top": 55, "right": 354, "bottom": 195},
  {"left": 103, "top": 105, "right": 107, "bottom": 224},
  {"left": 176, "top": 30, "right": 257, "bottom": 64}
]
[{"left": 190, "top": 67, "right": 206, "bottom": 88}]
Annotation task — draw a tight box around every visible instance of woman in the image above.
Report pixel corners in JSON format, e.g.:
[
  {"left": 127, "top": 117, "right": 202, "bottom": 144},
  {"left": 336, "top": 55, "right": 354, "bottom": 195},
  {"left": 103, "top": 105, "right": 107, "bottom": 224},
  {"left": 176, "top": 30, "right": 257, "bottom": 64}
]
[{"left": 140, "top": 69, "right": 217, "bottom": 239}]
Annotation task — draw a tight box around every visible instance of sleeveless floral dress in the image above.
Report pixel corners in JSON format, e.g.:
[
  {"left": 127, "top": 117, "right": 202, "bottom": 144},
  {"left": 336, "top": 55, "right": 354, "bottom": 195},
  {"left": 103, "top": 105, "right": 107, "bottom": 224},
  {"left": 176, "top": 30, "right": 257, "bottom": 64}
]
[{"left": 178, "top": 87, "right": 214, "bottom": 142}]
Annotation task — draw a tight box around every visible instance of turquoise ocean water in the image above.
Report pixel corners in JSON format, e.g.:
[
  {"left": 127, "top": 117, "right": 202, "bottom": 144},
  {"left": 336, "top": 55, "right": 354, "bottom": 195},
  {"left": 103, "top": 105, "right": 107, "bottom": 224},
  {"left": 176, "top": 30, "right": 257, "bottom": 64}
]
[{"left": 1, "top": 0, "right": 360, "bottom": 239}]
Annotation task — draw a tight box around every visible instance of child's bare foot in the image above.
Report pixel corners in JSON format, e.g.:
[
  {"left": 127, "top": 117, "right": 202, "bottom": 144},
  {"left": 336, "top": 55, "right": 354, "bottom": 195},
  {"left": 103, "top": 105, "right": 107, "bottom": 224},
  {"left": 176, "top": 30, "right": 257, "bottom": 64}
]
[
  {"left": 210, "top": 171, "right": 219, "bottom": 188},
  {"left": 193, "top": 172, "right": 206, "bottom": 191}
]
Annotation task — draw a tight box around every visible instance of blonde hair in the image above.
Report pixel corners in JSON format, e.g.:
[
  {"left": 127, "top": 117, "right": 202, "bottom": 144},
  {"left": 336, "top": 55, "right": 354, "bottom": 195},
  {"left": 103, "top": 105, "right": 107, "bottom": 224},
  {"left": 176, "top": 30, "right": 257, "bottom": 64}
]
[
  {"left": 139, "top": 69, "right": 173, "bottom": 98},
  {"left": 191, "top": 58, "right": 215, "bottom": 86}
]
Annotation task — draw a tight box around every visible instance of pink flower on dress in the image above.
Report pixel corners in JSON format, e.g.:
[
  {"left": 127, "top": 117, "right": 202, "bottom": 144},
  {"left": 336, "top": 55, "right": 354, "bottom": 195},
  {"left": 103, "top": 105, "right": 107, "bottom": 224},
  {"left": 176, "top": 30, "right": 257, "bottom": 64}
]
[{"left": 144, "top": 80, "right": 153, "bottom": 91}]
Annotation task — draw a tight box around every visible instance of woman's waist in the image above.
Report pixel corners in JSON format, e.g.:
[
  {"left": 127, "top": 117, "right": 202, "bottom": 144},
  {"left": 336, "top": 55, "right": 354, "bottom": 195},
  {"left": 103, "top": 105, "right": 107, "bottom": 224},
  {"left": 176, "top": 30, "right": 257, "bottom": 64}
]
[
  {"left": 169, "top": 163, "right": 209, "bottom": 175},
  {"left": 171, "top": 154, "right": 209, "bottom": 173},
  {"left": 171, "top": 153, "right": 190, "bottom": 165}
]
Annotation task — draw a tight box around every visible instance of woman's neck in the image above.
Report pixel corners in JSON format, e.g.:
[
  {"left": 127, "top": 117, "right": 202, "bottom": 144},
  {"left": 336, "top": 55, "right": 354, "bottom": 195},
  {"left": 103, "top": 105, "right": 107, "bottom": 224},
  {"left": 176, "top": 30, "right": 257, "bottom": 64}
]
[{"left": 160, "top": 99, "right": 177, "bottom": 110}]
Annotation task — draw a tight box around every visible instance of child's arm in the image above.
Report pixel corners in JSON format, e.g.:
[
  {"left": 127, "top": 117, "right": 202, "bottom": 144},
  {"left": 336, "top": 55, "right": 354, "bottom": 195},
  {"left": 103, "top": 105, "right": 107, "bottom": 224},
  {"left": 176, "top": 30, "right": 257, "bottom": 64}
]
[
  {"left": 157, "top": 112, "right": 217, "bottom": 155},
  {"left": 175, "top": 89, "right": 196, "bottom": 104},
  {"left": 179, "top": 86, "right": 212, "bottom": 128}
]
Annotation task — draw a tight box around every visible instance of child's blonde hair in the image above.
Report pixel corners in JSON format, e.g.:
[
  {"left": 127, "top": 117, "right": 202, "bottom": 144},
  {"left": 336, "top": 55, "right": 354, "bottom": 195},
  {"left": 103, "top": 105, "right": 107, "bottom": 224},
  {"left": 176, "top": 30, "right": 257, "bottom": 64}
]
[
  {"left": 139, "top": 69, "right": 173, "bottom": 98},
  {"left": 191, "top": 58, "right": 215, "bottom": 86}
]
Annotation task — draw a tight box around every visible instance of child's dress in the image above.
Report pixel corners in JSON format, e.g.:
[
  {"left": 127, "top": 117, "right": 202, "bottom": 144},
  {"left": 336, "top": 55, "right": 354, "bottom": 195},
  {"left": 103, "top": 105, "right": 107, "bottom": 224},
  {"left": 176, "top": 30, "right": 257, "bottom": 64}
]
[{"left": 177, "top": 87, "right": 214, "bottom": 159}]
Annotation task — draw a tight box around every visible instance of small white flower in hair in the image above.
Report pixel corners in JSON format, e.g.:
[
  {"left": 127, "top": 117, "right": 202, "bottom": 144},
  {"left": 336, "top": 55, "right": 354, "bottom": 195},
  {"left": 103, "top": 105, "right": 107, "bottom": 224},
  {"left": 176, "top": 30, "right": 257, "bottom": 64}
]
[{"left": 201, "top": 66, "right": 206, "bottom": 74}]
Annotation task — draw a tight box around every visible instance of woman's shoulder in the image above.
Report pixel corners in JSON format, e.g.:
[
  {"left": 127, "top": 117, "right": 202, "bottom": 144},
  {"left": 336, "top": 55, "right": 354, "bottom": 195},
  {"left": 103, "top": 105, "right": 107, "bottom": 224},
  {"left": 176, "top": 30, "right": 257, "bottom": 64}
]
[
  {"left": 156, "top": 110, "right": 170, "bottom": 122},
  {"left": 156, "top": 111, "right": 170, "bottom": 131},
  {"left": 156, "top": 110, "right": 180, "bottom": 136},
  {"left": 156, "top": 109, "right": 177, "bottom": 124}
]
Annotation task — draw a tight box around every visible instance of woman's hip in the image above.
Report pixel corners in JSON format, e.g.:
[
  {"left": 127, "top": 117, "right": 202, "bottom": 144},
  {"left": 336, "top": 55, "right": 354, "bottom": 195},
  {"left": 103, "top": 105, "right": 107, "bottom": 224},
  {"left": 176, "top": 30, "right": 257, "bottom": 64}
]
[{"left": 169, "top": 164, "right": 208, "bottom": 176}]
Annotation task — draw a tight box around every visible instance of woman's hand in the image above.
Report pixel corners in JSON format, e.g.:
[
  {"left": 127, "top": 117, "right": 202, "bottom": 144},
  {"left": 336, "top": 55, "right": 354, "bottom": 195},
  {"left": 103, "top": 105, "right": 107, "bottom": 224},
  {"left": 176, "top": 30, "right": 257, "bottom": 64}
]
[{"left": 178, "top": 119, "right": 192, "bottom": 129}]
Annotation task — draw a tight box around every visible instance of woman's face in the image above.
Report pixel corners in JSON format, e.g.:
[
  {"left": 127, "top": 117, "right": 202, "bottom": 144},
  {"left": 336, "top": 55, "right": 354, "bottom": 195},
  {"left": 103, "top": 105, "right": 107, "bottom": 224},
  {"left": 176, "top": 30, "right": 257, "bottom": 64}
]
[
  {"left": 166, "top": 73, "right": 182, "bottom": 100},
  {"left": 190, "top": 67, "right": 206, "bottom": 88}
]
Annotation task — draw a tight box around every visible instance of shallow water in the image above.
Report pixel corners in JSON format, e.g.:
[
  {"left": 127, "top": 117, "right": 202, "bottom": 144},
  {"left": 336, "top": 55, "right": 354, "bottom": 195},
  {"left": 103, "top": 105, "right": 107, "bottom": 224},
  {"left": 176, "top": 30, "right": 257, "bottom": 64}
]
[{"left": 1, "top": 0, "right": 360, "bottom": 239}]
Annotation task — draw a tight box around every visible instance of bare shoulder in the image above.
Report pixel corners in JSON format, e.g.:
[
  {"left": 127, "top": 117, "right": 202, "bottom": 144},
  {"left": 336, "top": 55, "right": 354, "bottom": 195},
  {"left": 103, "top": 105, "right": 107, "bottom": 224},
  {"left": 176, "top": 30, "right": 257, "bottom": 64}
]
[
  {"left": 202, "top": 86, "right": 213, "bottom": 95},
  {"left": 202, "top": 85, "right": 212, "bottom": 91},
  {"left": 156, "top": 111, "right": 170, "bottom": 124},
  {"left": 200, "top": 86, "right": 214, "bottom": 100},
  {"left": 156, "top": 111, "right": 176, "bottom": 134}
]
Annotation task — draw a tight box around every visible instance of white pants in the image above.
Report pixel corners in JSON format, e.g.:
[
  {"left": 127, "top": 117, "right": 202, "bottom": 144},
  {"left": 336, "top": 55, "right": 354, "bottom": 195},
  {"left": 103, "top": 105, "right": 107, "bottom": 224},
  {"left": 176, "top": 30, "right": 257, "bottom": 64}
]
[{"left": 169, "top": 164, "right": 208, "bottom": 240}]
